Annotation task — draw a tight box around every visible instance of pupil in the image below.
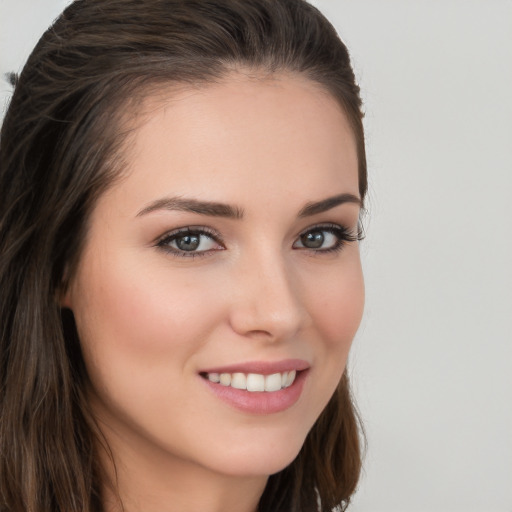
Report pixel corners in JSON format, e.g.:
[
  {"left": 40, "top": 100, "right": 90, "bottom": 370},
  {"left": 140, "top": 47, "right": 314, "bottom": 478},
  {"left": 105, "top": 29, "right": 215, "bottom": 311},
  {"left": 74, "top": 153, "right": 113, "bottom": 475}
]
[
  {"left": 177, "top": 234, "right": 200, "bottom": 251},
  {"left": 302, "top": 231, "right": 324, "bottom": 248}
]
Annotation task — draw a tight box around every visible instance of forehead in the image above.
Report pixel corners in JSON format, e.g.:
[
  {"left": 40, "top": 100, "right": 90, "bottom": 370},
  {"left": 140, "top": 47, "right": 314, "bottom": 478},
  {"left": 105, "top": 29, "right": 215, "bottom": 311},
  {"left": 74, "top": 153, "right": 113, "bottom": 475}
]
[{"left": 101, "top": 72, "right": 359, "bottom": 214}]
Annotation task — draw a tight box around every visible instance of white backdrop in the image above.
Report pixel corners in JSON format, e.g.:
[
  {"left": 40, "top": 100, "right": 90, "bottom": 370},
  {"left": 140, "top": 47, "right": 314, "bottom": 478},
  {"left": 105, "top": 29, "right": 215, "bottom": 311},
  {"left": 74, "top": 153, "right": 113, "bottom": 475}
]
[{"left": 1, "top": 1, "right": 511, "bottom": 511}]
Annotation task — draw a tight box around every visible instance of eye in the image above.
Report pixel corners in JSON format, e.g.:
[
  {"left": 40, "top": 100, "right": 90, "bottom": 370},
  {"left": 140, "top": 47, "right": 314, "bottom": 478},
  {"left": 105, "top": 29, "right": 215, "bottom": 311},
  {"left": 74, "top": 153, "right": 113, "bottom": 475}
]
[
  {"left": 293, "top": 224, "right": 358, "bottom": 253},
  {"left": 156, "top": 227, "right": 223, "bottom": 257}
]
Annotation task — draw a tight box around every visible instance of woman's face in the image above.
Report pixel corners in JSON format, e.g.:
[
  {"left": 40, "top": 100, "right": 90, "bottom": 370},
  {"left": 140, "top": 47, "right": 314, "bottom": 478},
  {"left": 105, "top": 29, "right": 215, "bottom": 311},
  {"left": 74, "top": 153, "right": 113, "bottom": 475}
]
[{"left": 64, "top": 73, "right": 364, "bottom": 478}]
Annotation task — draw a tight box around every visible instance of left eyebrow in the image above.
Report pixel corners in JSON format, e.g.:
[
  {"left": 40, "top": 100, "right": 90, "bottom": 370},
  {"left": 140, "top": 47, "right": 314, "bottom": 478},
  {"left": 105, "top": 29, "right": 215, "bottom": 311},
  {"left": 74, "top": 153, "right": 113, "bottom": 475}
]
[
  {"left": 298, "top": 193, "right": 361, "bottom": 218},
  {"left": 136, "top": 196, "right": 244, "bottom": 219}
]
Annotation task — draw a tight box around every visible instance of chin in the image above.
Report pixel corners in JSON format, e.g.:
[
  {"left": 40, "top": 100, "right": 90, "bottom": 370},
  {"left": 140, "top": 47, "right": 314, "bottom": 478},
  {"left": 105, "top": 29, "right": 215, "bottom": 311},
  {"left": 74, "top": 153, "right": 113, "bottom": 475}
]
[{"left": 200, "top": 428, "right": 307, "bottom": 478}]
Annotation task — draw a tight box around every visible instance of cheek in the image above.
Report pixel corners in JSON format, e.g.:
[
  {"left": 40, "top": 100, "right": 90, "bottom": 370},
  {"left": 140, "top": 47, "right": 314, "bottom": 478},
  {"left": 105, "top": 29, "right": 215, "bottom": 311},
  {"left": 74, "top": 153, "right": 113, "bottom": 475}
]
[
  {"left": 69, "top": 253, "right": 230, "bottom": 444},
  {"left": 309, "top": 253, "right": 365, "bottom": 353},
  {"left": 69, "top": 251, "right": 226, "bottom": 400},
  {"left": 286, "top": 251, "right": 364, "bottom": 437},
  {"left": 302, "top": 249, "right": 364, "bottom": 413},
  {"left": 76, "top": 256, "right": 216, "bottom": 348}
]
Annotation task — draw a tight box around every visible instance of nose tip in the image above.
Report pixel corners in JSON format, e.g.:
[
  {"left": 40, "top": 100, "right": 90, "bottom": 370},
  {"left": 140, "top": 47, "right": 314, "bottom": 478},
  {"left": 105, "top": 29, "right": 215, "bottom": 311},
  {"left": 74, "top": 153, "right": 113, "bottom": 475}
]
[{"left": 228, "top": 259, "right": 307, "bottom": 342}]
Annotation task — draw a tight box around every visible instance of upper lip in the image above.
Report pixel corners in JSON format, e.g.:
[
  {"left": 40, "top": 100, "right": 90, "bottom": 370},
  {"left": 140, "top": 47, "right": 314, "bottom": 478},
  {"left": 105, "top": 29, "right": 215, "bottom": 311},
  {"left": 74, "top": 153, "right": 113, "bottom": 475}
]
[{"left": 199, "top": 358, "right": 310, "bottom": 375}]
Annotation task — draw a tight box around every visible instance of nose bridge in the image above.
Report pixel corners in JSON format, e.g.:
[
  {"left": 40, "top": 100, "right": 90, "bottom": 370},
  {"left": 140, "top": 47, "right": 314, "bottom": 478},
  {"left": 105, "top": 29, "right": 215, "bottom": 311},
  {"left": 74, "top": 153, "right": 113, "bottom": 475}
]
[{"left": 229, "top": 245, "right": 306, "bottom": 341}]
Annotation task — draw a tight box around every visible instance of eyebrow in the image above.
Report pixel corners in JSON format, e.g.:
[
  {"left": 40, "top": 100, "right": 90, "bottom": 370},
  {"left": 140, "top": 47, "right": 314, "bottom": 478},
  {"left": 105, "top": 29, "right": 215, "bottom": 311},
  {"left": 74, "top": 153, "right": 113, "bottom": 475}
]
[
  {"left": 136, "top": 196, "right": 244, "bottom": 219},
  {"left": 136, "top": 193, "right": 360, "bottom": 219},
  {"left": 298, "top": 193, "right": 361, "bottom": 217}
]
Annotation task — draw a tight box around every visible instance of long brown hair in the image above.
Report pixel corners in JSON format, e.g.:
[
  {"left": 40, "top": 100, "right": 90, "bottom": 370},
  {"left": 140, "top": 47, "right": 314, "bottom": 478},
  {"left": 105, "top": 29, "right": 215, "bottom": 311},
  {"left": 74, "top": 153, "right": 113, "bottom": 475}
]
[{"left": 0, "top": 1, "right": 367, "bottom": 510}]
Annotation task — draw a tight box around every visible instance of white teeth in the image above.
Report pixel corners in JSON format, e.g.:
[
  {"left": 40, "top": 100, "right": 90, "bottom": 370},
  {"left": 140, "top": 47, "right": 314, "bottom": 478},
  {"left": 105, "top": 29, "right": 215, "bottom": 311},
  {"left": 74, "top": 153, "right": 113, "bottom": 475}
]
[
  {"left": 264, "top": 373, "right": 282, "bottom": 392},
  {"left": 285, "top": 370, "right": 296, "bottom": 388},
  {"left": 231, "top": 373, "right": 246, "bottom": 390},
  {"left": 219, "top": 373, "right": 231, "bottom": 386},
  {"left": 206, "top": 370, "right": 297, "bottom": 392},
  {"left": 246, "top": 373, "right": 265, "bottom": 392}
]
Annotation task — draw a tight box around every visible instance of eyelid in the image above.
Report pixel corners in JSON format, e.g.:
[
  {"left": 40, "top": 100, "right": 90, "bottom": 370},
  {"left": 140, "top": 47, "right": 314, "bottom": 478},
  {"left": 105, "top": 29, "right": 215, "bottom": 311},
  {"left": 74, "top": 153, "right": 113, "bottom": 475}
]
[
  {"left": 293, "top": 222, "right": 361, "bottom": 252},
  {"left": 298, "top": 222, "right": 359, "bottom": 239},
  {"left": 155, "top": 226, "right": 224, "bottom": 257},
  {"left": 153, "top": 221, "right": 363, "bottom": 259}
]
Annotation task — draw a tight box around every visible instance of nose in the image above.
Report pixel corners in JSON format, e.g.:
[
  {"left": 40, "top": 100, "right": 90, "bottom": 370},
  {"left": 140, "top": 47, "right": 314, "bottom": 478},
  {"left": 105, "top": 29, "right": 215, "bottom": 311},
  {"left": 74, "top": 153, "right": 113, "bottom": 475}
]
[{"left": 227, "top": 250, "right": 308, "bottom": 342}]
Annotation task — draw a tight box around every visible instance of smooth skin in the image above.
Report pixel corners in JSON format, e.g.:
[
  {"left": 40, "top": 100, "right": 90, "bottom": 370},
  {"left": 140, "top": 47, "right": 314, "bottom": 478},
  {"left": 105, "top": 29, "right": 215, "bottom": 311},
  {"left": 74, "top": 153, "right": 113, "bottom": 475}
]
[{"left": 63, "top": 72, "right": 365, "bottom": 512}]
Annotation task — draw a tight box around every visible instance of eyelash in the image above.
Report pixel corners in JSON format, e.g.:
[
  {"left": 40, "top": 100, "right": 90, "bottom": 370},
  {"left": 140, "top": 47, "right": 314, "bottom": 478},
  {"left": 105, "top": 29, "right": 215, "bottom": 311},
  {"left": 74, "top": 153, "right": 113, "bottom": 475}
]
[
  {"left": 155, "top": 223, "right": 362, "bottom": 259},
  {"left": 294, "top": 223, "right": 361, "bottom": 255},
  {"left": 156, "top": 226, "right": 223, "bottom": 259}
]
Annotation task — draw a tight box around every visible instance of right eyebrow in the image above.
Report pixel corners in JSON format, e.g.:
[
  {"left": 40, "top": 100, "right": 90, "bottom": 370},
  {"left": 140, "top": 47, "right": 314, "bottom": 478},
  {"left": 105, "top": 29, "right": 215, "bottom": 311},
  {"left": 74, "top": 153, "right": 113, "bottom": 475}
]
[
  {"left": 136, "top": 196, "right": 244, "bottom": 219},
  {"left": 298, "top": 193, "right": 361, "bottom": 218}
]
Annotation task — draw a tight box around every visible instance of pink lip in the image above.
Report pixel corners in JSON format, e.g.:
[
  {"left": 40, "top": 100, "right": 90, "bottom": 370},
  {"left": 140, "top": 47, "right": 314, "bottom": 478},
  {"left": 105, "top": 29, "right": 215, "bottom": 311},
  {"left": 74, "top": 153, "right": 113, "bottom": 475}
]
[
  {"left": 199, "top": 358, "right": 310, "bottom": 375},
  {"left": 199, "top": 360, "right": 310, "bottom": 415}
]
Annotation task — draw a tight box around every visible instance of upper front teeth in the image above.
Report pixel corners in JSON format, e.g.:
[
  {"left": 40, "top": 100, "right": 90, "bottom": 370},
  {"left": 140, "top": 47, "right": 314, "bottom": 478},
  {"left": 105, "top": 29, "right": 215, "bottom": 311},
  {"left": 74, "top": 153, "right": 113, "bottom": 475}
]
[{"left": 207, "top": 371, "right": 296, "bottom": 392}]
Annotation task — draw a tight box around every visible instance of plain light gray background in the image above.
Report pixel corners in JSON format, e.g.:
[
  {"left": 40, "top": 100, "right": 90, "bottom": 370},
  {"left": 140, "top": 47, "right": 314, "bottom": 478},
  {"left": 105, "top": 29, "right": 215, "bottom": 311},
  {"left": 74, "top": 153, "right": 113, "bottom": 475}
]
[{"left": 1, "top": 1, "right": 511, "bottom": 511}]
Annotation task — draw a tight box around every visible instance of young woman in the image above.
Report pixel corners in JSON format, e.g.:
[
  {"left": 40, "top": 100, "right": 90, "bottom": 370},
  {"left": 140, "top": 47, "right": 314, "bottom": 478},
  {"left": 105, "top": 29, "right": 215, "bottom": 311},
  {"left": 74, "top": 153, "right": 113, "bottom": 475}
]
[{"left": 0, "top": 1, "right": 368, "bottom": 511}]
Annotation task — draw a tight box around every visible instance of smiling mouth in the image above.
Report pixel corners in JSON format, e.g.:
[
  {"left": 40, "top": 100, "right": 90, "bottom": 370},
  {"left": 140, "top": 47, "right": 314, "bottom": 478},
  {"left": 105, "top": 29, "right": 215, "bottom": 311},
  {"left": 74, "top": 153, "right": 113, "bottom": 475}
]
[{"left": 200, "top": 370, "right": 297, "bottom": 392}]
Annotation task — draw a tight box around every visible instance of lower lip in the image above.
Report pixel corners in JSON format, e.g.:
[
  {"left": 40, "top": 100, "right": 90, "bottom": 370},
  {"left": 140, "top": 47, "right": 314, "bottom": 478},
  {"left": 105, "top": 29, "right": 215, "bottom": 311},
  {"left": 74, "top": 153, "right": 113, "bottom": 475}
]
[{"left": 201, "top": 370, "right": 308, "bottom": 414}]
